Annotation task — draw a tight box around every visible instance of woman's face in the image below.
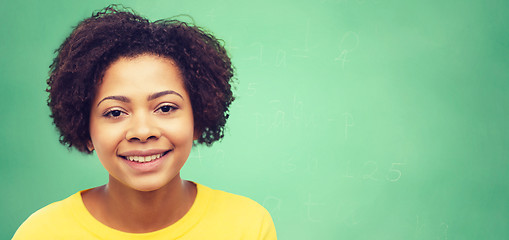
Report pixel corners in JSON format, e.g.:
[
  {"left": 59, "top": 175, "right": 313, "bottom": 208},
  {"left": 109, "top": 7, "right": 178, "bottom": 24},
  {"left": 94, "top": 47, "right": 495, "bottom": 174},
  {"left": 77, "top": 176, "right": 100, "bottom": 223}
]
[{"left": 89, "top": 54, "right": 196, "bottom": 192}]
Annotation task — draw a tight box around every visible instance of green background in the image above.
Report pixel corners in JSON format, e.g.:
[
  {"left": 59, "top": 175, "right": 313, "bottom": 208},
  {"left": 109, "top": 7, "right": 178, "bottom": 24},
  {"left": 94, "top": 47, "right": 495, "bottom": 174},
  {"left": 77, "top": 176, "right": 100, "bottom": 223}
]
[{"left": 1, "top": 0, "right": 508, "bottom": 239}]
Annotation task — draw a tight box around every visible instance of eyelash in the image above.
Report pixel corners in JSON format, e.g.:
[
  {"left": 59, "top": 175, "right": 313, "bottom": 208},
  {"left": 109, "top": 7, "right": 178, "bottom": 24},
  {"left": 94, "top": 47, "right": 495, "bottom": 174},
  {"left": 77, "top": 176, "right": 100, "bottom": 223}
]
[
  {"left": 102, "top": 104, "right": 177, "bottom": 119},
  {"left": 156, "top": 104, "right": 177, "bottom": 113},
  {"left": 103, "top": 109, "right": 126, "bottom": 118}
]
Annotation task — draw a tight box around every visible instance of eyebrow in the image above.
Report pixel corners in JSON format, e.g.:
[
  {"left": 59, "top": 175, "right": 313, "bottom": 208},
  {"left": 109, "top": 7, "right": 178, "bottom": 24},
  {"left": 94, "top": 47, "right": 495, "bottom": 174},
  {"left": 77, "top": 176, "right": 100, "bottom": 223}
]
[
  {"left": 148, "top": 90, "right": 184, "bottom": 101},
  {"left": 96, "top": 96, "right": 129, "bottom": 107},
  {"left": 96, "top": 90, "right": 183, "bottom": 107}
]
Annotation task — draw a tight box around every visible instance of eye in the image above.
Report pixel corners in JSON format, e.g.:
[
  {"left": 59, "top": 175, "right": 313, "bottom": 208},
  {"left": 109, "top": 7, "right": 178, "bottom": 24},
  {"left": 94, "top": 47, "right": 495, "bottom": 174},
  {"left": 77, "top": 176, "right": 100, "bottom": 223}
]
[
  {"left": 103, "top": 109, "right": 126, "bottom": 118},
  {"left": 157, "top": 104, "right": 177, "bottom": 113}
]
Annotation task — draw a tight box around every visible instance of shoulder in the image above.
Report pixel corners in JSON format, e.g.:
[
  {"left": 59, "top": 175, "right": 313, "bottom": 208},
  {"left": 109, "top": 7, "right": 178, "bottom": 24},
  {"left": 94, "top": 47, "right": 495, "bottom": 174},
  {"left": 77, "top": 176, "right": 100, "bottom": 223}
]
[
  {"left": 206, "top": 185, "right": 269, "bottom": 216},
  {"left": 195, "top": 183, "right": 277, "bottom": 239},
  {"left": 12, "top": 192, "right": 80, "bottom": 239}
]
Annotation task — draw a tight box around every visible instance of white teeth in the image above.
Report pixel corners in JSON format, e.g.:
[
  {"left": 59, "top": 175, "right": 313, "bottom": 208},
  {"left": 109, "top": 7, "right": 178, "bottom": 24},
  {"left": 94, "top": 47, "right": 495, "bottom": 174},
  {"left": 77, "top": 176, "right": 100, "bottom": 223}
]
[{"left": 126, "top": 153, "right": 163, "bottom": 162}]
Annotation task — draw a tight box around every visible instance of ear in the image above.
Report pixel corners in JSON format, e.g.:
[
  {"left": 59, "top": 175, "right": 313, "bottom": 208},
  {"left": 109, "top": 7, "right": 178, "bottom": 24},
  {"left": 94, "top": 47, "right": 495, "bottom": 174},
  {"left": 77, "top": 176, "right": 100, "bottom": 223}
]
[
  {"left": 87, "top": 141, "right": 94, "bottom": 152},
  {"left": 193, "top": 128, "right": 202, "bottom": 141}
]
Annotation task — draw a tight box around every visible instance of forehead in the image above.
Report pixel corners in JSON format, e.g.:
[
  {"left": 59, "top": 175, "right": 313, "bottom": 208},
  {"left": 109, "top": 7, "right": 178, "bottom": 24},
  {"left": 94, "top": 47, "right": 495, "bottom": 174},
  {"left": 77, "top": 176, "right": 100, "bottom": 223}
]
[{"left": 95, "top": 54, "right": 188, "bottom": 99}]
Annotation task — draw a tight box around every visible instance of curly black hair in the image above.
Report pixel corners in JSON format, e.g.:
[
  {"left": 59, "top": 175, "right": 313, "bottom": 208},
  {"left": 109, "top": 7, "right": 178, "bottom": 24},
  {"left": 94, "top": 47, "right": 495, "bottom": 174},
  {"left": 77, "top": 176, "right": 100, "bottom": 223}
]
[{"left": 47, "top": 5, "right": 235, "bottom": 154}]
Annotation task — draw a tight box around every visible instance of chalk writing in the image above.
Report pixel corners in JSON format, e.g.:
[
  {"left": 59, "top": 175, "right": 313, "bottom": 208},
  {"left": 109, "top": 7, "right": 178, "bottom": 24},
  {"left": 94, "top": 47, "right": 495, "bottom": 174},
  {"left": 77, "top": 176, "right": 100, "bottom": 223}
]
[
  {"left": 275, "top": 49, "right": 287, "bottom": 67},
  {"left": 245, "top": 42, "right": 264, "bottom": 64},
  {"left": 291, "top": 20, "right": 311, "bottom": 58},
  {"left": 268, "top": 99, "right": 287, "bottom": 130},
  {"left": 335, "top": 50, "right": 351, "bottom": 68},
  {"left": 292, "top": 93, "right": 303, "bottom": 122},
  {"left": 343, "top": 112, "right": 354, "bottom": 140},
  {"left": 387, "top": 163, "right": 406, "bottom": 182},
  {"left": 247, "top": 82, "right": 257, "bottom": 96},
  {"left": 342, "top": 160, "right": 407, "bottom": 183},
  {"left": 439, "top": 222, "right": 449, "bottom": 240},
  {"left": 415, "top": 215, "right": 425, "bottom": 237},
  {"left": 189, "top": 147, "right": 203, "bottom": 166},
  {"left": 343, "top": 160, "right": 355, "bottom": 178},
  {"left": 335, "top": 31, "right": 359, "bottom": 68},
  {"left": 271, "top": 110, "right": 286, "bottom": 129},
  {"left": 213, "top": 148, "right": 225, "bottom": 167},
  {"left": 415, "top": 215, "right": 450, "bottom": 239},
  {"left": 282, "top": 156, "right": 297, "bottom": 173},
  {"left": 306, "top": 157, "right": 319, "bottom": 173},
  {"left": 224, "top": 36, "right": 239, "bottom": 54},
  {"left": 362, "top": 161, "right": 379, "bottom": 181},
  {"left": 305, "top": 193, "right": 323, "bottom": 222}
]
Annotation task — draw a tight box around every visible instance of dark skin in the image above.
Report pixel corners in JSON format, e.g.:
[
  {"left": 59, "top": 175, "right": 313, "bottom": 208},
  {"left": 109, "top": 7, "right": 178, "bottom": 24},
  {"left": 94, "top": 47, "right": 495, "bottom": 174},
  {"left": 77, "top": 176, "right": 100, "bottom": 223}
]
[
  {"left": 80, "top": 55, "right": 201, "bottom": 233},
  {"left": 82, "top": 174, "right": 196, "bottom": 233}
]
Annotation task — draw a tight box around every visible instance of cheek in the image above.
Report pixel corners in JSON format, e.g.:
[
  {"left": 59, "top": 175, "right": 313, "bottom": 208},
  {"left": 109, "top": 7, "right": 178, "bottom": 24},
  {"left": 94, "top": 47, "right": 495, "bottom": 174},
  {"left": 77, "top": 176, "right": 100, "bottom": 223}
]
[
  {"left": 169, "top": 124, "right": 194, "bottom": 144},
  {"left": 165, "top": 118, "right": 195, "bottom": 146},
  {"left": 89, "top": 121, "right": 125, "bottom": 154}
]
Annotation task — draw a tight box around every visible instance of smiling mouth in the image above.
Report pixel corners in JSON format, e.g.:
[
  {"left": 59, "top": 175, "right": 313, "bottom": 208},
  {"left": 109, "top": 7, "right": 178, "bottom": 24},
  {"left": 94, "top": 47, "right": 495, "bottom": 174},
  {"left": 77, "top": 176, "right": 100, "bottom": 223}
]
[{"left": 120, "top": 150, "right": 171, "bottom": 163}]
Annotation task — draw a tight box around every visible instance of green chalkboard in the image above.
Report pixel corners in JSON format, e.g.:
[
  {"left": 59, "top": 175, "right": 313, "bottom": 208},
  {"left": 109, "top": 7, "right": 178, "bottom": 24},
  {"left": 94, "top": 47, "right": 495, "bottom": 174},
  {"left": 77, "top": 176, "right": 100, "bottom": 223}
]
[{"left": 1, "top": 0, "right": 508, "bottom": 239}]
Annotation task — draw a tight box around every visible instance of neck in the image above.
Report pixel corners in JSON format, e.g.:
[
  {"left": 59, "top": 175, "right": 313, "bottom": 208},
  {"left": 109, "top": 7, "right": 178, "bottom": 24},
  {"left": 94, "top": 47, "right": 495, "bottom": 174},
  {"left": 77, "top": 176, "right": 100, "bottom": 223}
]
[{"left": 83, "top": 174, "right": 197, "bottom": 233}]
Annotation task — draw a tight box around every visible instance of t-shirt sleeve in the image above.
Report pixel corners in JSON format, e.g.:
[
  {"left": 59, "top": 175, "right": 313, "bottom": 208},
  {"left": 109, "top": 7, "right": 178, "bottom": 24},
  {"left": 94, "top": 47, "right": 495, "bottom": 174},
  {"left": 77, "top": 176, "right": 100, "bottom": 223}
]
[
  {"left": 12, "top": 197, "right": 77, "bottom": 240},
  {"left": 257, "top": 207, "right": 277, "bottom": 240},
  {"left": 12, "top": 207, "right": 59, "bottom": 240}
]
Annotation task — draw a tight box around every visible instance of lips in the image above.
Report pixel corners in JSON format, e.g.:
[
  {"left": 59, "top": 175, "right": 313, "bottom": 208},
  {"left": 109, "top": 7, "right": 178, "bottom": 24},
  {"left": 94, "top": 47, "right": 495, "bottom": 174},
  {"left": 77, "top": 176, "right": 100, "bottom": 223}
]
[{"left": 119, "top": 150, "right": 171, "bottom": 163}]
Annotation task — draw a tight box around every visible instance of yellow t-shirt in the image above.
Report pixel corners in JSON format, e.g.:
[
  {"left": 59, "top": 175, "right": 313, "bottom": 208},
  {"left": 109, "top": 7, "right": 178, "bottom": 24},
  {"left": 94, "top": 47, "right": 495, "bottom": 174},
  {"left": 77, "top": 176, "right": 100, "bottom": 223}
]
[{"left": 13, "top": 183, "right": 277, "bottom": 239}]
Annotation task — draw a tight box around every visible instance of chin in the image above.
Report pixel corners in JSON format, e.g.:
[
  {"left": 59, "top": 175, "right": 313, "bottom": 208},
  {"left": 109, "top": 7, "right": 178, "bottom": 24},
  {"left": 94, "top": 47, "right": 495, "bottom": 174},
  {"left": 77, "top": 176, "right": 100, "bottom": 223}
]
[
  {"left": 129, "top": 182, "right": 167, "bottom": 192},
  {"left": 127, "top": 175, "right": 180, "bottom": 192},
  {"left": 135, "top": 186, "right": 163, "bottom": 192}
]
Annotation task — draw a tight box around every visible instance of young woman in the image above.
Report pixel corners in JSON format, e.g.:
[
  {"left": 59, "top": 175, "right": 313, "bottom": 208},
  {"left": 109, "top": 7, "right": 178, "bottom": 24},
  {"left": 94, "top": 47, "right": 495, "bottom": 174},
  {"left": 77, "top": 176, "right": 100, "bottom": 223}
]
[{"left": 14, "top": 5, "right": 276, "bottom": 239}]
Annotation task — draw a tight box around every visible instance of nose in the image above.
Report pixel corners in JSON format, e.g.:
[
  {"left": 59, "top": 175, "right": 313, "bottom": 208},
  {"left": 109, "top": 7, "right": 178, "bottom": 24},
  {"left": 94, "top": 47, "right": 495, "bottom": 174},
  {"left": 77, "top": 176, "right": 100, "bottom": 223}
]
[{"left": 125, "top": 113, "right": 161, "bottom": 142}]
